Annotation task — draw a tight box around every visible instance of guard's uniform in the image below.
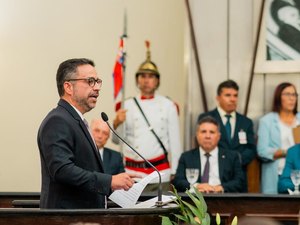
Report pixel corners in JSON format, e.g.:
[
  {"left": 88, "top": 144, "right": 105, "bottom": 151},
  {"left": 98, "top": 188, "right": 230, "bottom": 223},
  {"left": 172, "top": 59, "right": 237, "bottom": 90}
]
[{"left": 114, "top": 94, "right": 182, "bottom": 183}]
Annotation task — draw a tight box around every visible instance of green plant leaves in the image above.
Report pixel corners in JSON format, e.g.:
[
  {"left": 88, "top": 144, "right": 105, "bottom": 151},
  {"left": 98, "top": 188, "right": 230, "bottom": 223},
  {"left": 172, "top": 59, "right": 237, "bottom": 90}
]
[
  {"left": 160, "top": 186, "right": 237, "bottom": 225},
  {"left": 193, "top": 187, "right": 207, "bottom": 213},
  {"left": 216, "top": 213, "right": 221, "bottom": 225},
  {"left": 161, "top": 216, "right": 174, "bottom": 225},
  {"left": 182, "top": 200, "right": 203, "bottom": 220},
  {"left": 185, "top": 188, "right": 207, "bottom": 218},
  {"left": 231, "top": 216, "right": 238, "bottom": 225}
]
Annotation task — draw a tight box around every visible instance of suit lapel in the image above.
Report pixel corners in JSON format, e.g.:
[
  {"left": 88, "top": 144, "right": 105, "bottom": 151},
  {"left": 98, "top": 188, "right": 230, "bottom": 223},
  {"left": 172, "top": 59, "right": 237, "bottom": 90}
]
[
  {"left": 102, "top": 148, "right": 109, "bottom": 173},
  {"left": 232, "top": 113, "right": 241, "bottom": 147},
  {"left": 191, "top": 149, "right": 201, "bottom": 182},
  {"left": 273, "top": 114, "right": 281, "bottom": 146},
  {"left": 218, "top": 148, "right": 226, "bottom": 180},
  {"left": 58, "top": 99, "right": 105, "bottom": 170},
  {"left": 79, "top": 120, "right": 104, "bottom": 169},
  {"left": 213, "top": 109, "right": 230, "bottom": 144}
]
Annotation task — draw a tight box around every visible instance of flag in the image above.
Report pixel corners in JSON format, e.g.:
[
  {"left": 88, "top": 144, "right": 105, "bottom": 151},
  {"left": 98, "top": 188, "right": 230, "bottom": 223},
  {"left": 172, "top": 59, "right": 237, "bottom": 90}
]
[{"left": 112, "top": 38, "right": 124, "bottom": 111}]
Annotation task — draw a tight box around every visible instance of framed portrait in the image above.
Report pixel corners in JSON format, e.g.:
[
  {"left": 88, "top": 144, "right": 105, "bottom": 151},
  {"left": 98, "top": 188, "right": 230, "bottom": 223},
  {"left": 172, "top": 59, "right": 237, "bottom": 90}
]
[{"left": 255, "top": 0, "right": 300, "bottom": 73}]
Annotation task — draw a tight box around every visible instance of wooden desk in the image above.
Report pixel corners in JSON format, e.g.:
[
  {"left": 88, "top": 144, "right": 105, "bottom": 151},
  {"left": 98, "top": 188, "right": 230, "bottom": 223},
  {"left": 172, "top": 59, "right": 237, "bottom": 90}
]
[
  {"left": 1, "top": 192, "right": 300, "bottom": 225},
  {"left": 0, "top": 207, "right": 177, "bottom": 225},
  {"left": 200, "top": 193, "right": 300, "bottom": 225},
  {"left": 0, "top": 192, "right": 39, "bottom": 208},
  {"left": 142, "top": 193, "right": 300, "bottom": 225}
]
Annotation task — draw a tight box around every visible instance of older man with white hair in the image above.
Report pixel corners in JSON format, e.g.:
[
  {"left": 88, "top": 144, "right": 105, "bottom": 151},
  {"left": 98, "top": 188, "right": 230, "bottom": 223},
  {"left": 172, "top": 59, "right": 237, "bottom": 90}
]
[{"left": 90, "top": 119, "right": 125, "bottom": 175}]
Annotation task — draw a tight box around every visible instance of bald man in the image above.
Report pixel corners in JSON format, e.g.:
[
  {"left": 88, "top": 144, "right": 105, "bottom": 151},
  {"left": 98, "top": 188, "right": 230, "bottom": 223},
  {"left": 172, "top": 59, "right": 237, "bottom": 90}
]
[{"left": 91, "top": 119, "right": 125, "bottom": 175}]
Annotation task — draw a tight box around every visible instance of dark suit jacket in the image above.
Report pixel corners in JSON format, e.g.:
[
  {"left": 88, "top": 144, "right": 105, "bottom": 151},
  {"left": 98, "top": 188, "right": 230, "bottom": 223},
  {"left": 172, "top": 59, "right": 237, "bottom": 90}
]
[
  {"left": 198, "top": 108, "right": 256, "bottom": 168},
  {"left": 173, "top": 148, "right": 244, "bottom": 193},
  {"left": 37, "top": 99, "right": 112, "bottom": 209},
  {"left": 102, "top": 147, "right": 125, "bottom": 175}
]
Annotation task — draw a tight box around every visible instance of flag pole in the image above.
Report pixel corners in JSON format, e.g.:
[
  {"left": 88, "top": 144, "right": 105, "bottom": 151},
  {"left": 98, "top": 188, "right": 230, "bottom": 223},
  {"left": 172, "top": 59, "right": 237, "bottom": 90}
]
[
  {"left": 121, "top": 9, "right": 127, "bottom": 108},
  {"left": 120, "top": 9, "right": 127, "bottom": 154}
]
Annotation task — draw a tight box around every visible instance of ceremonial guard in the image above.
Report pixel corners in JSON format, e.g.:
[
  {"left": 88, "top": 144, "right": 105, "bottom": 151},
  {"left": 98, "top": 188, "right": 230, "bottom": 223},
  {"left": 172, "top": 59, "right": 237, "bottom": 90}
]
[{"left": 113, "top": 41, "right": 182, "bottom": 191}]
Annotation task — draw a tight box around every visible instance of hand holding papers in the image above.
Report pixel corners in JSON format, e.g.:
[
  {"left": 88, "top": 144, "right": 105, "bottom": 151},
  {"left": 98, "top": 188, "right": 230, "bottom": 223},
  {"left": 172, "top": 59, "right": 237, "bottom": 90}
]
[
  {"left": 101, "top": 112, "right": 164, "bottom": 205},
  {"left": 109, "top": 171, "right": 158, "bottom": 208},
  {"left": 109, "top": 171, "right": 175, "bottom": 208}
]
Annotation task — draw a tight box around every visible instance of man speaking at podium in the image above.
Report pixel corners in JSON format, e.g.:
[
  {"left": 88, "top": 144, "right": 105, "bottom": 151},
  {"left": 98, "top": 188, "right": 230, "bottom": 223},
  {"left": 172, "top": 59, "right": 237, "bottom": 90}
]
[{"left": 37, "top": 58, "right": 136, "bottom": 209}]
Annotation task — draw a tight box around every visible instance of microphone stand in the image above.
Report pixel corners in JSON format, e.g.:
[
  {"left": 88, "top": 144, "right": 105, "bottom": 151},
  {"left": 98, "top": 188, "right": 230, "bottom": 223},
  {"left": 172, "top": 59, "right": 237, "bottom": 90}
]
[{"left": 101, "top": 112, "right": 163, "bottom": 207}]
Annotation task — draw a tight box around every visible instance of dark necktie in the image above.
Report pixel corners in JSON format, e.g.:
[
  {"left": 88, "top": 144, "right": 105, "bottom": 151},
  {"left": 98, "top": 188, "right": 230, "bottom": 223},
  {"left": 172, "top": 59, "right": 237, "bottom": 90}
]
[
  {"left": 201, "top": 153, "right": 211, "bottom": 183},
  {"left": 225, "top": 114, "right": 232, "bottom": 141},
  {"left": 83, "top": 119, "right": 99, "bottom": 152}
]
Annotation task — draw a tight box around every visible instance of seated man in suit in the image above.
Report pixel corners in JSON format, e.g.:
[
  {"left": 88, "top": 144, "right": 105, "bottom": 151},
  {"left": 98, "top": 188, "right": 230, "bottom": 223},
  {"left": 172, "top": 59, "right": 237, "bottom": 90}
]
[
  {"left": 91, "top": 119, "right": 125, "bottom": 175},
  {"left": 173, "top": 116, "right": 244, "bottom": 193},
  {"left": 278, "top": 144, "right": 300, "bottom": 193},
  {"left": 197, "top": 80, "right": 256, "bottom": 192}
]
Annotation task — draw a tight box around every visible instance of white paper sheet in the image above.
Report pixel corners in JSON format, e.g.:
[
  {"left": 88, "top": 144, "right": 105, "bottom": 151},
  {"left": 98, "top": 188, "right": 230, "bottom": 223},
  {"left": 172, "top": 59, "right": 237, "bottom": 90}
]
[
  {"left": 132, "top": 195, "right": 176, "bottom": 208},
  {"left": 109, "top": 171, "right": 159, "bottom": 208}
]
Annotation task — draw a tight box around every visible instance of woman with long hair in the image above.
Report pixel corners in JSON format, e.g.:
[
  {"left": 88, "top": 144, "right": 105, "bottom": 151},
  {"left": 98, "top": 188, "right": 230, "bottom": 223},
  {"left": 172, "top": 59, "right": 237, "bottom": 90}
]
[{"left": 257, "top": 82, "right": 300, "bottom": 194}]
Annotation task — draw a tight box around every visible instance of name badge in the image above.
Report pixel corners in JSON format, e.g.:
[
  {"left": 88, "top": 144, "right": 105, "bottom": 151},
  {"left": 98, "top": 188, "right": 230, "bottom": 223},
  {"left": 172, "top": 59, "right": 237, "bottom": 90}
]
[{"left": 238, "top": 130, "right": 247, "bottom": 144}]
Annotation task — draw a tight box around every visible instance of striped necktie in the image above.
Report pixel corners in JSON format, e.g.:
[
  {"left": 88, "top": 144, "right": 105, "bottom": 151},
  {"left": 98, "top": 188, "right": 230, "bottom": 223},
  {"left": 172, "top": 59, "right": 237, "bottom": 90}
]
[{"left": 201, "top": 153, "right": 211, "bottom": 183}]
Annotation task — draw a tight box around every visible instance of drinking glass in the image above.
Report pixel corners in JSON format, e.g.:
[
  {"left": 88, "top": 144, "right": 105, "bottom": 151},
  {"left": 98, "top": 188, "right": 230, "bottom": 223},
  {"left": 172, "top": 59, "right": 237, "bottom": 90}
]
[
  {"left": 290, "top": 170, "right": 300, "bottom": 195},
  {"left": 185, "top": 168, "right": 199, "bottom": 188}
]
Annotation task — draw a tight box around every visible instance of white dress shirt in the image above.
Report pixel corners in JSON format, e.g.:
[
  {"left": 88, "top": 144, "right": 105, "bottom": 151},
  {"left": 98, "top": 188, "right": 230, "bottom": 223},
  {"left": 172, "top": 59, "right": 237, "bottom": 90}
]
[
  {"left": 217, "top": 107, "right": 236, "bottom": 138},
  {"left": 98, "top": 147, "right": 104, "bottom": 160},
  {"left": 199, "top": 147, "right": 221, "bottom": 186}
]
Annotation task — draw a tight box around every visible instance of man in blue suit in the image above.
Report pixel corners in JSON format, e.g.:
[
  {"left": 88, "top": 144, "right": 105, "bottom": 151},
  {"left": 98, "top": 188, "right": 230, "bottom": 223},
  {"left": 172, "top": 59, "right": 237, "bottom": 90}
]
[
  {"left": 91, "top": 119, "right": 125, "bottom": 175},
  {"left": 37, "top": 58, "right": 135, "bottom": 209},
  {"left": 197, "top": 80, "right": 256, "bottom": 192},
  {"left": 173, "top": 116, "right": 244, "bottom": 193},
  {"left": 278, "top": 144, "right": 300, "bottom": 193}
]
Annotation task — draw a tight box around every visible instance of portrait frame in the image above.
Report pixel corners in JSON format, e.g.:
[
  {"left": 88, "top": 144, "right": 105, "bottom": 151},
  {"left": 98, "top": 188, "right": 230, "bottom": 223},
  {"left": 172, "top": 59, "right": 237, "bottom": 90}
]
[{"left": 255, "top": 0, "right": 300, "bottom": 74}]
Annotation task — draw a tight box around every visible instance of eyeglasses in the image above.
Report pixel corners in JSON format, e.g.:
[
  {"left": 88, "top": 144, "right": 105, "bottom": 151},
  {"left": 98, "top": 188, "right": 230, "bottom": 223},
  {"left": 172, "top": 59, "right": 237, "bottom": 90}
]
[
  {"left": 282, "top": 92, "right": 298, "bottom": 98},
  {"left": 67, "top": 77, "right": 102, "bottom": 87}
]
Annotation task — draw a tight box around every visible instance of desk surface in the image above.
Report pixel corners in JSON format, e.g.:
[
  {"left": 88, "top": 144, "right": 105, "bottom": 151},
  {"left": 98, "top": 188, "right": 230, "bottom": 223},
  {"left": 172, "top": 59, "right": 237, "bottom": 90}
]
[
  {"left": 1, "top": 193, "right": 300, "bottom": 212},
  {"left": 0, "top": 192, "right": 299, "bottom": 225}
]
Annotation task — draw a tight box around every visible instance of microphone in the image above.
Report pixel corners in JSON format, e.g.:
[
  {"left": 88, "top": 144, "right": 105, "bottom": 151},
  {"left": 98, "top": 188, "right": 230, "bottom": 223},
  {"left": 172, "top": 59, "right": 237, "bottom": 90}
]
[{"left": 101, "top": 112, "right": 163, "bottom": 207}]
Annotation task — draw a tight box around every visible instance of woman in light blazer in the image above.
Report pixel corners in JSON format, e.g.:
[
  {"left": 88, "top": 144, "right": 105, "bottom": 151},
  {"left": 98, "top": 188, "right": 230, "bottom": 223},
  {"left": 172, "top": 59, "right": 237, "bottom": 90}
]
[{"left": 257, "top": 82, "right": 300, "bottom": 194}]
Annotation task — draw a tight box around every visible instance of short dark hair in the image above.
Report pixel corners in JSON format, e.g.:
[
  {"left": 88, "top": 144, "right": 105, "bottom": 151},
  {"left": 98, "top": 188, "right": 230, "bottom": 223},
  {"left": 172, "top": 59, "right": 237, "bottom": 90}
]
[
  {"left": 197, "top": 116, "right": 220, "bottom": 130},
  {"left": 272, "top": 82, "right": 298, "bottom": 114},
  {"left": 56, "top": 58, "right": 95, "bottom": 97},
  {"left": 217, "top": 79, "right": 239, "bottom": 96}
]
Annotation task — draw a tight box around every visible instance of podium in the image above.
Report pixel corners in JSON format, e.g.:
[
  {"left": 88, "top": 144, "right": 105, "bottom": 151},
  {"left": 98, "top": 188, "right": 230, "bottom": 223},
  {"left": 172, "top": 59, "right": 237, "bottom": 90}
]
[
  {"left": 0, "top": 207, "right": 177, "bottom": 225},
  {"left": 1, "top": 192, "right": 300, "bottom": 225}
]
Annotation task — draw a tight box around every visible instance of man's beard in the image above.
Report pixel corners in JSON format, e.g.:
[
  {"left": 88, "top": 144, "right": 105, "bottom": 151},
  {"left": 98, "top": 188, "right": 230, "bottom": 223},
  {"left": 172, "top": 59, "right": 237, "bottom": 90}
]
[{"left": 74, "top": 96, "right": 94, "bottom": 113}]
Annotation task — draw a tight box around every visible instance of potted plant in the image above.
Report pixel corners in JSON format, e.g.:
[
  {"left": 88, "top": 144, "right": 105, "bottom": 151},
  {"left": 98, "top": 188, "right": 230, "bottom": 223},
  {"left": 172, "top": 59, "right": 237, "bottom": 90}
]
[{"left": 161, "top": 186, "right": 237, "bottom": 225}]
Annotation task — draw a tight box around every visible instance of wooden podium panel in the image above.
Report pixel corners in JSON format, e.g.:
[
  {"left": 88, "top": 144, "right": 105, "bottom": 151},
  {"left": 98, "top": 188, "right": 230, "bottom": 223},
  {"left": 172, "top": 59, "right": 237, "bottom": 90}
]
[
  {"left": 202, "top": 193, "right": 300, "bottom": 225},
  {"left": 1, "top": 192, "right": 300, "bottom": 225},
  {"left": 0, "top": 192, "right": 39, "bottom": 208},
  {"left": 247, "top": 157, "right": 261, "bottom": 193},
  {"left": 0, "top": 207, "right": 177, "bottom": 225}
]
